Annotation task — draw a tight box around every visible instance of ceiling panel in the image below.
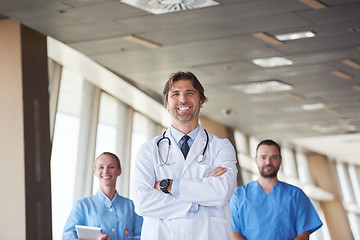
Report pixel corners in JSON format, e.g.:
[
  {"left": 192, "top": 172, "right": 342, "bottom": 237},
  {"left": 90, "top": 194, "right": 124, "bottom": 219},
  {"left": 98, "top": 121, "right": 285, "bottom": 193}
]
[
  {"left": 91, "top": 37, "right": 280, "bottom": 75},
  {"left": 297, "top": 2, "right": 360, "bottom": 24},
  {"left": 58, "top": 0, "right": 116, "bottom": 7},
  {"left": 1, "top": 0, "right": 360, "bottom": 164}
]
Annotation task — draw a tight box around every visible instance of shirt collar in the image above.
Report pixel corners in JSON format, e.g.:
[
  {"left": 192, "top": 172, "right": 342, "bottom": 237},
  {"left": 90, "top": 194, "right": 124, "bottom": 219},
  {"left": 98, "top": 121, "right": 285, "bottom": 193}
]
[
  {"left": 97, "top": 190, "right": 119, "bottom": 207},
  {"left": 170, "top": 125, "right": 200, "bottom": 144}
]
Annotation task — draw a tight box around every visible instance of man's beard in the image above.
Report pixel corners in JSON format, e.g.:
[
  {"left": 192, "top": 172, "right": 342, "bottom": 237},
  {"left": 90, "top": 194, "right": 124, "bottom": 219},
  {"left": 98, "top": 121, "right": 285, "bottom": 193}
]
[
  {"left": 173, "top": 110, "right": 197, "bottom": 123},
  {"left": 259, "top": 165, "right": 279, "bottom": 178},
  {"left": 170, "top": 104, "right": 200, "bottom": 123}
]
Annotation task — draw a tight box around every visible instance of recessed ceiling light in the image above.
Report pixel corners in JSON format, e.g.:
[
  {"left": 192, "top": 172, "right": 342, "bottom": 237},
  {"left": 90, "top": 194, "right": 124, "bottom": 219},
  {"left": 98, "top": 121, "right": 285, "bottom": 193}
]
[
  {"left": 231, "top": 80, "right": 293, "bottom": 94},
  {"left": 120, "top": 0, "right": 220, "bottom": 15},
  {"left": 252, "top": 57, "right": 293, "bottom": 68},
  {"left": 275, "top": 31, "right": 315, "bottom": 41},
  {"left": 311, "top": 124, "right": 338, "bottom": 133},
  {"left": 312, "top": 120, "right": 356, "bottom": 133},
  {"left": 301, "top": 103, "right": 325, "bottom": 111}
]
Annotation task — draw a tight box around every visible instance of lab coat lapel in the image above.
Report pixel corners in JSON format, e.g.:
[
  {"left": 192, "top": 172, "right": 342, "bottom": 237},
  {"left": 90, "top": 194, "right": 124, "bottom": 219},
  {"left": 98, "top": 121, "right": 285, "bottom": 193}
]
[{"left": 182, "top": 127, "right": 207, "bottom": 172}]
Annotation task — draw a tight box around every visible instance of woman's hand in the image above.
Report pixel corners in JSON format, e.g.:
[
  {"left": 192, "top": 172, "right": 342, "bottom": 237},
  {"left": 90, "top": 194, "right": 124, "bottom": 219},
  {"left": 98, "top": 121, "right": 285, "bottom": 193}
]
[{"left": 98, "top": 234, "right": 111, "bottom": 240}]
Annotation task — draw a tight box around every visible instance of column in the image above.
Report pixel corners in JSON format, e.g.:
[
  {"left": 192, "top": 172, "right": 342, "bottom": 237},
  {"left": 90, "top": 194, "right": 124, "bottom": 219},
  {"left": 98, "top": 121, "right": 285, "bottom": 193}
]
[
  {"left": 200, "top": 116, "right": 243, "bottom": 186},
  {"left": 308, "top": 154, "right": 353, "bottom": 240},
  {"left": 0, "top": 19, "right": 52, "bottom": 239}
]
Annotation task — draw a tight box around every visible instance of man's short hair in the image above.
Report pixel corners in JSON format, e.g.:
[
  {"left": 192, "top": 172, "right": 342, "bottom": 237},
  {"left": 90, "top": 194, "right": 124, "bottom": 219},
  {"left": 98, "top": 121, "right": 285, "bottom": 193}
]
[
  {"left": 94, "top": 152, "right": 121, "bottom": 169},
  {"left": 256, "top": 139, "right": 281, "bottom": 157},
  {"left": 162, "top": 71, "right": 207, "bottom": 106}
]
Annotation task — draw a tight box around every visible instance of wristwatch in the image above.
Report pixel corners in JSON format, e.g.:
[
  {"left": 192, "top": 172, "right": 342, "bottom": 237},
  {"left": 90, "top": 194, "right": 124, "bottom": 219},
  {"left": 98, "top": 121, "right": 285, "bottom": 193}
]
[{"left": 159, "top": 179, "right": 170, "bottom": 194}]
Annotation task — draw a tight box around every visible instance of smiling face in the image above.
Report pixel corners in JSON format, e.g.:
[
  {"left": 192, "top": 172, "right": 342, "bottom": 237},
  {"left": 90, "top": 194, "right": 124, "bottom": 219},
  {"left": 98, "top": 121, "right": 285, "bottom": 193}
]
[
  {"left": 255, "top": 144, "right": 282, "bottom": 179},
  {"left": 166, "top": 79, "right": 203, "bottom": 129},
  {"left": 94, "top": 154, "right": 122, "bottom": 189}
]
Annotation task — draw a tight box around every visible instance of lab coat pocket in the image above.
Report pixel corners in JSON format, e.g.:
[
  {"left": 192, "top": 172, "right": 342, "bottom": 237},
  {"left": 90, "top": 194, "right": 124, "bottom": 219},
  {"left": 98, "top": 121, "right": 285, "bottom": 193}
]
[{"left": 210, "top": 216, "right": 230, "bottom": 240}]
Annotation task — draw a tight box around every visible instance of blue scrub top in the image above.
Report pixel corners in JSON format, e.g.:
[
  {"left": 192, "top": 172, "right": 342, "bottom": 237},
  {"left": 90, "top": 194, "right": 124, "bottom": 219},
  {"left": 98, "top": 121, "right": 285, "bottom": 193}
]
[
  {"left": 230, "top": 181, "right": 322, "bottom": 240},
  {"left": 62, "top": 190, "right": 143, "bottom": 240}
]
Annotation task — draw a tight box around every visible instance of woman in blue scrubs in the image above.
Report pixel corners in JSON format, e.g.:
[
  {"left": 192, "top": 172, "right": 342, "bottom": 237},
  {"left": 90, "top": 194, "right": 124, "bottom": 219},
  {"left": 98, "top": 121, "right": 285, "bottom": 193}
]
[{"left": 62, "top": 152, "right": 143, "bottom": 240}]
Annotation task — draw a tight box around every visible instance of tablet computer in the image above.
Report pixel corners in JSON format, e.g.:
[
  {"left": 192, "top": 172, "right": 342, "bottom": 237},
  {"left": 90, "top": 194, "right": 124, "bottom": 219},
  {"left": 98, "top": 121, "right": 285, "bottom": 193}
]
[{"left": 75, "top": 225, "right": 103, "bottom": 240}]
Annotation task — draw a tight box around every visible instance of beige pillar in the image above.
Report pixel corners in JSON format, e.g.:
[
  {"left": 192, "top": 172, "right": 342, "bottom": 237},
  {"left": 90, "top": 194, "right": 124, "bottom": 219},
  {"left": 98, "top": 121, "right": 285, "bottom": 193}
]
[
  {"left": 200, "top": 116, "right": 243, "bottom": 186},
  {"left": 308, "top": 154, "right": 353, "bottom": 240},
  {"left": 0, "top": 19, "right": 52, "bottom": 239}
]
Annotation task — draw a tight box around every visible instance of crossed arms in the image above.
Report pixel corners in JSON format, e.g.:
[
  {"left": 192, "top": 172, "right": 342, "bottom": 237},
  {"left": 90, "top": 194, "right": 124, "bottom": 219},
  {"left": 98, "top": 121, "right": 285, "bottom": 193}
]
[{"left": 132, "top": 138, "right": 237, "bottom": 220}]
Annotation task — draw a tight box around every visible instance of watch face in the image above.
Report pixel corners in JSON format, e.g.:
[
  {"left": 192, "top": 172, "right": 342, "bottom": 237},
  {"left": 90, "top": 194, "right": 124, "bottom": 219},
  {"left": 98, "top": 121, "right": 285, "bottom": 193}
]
[{"left": 159, "top": 179, "right": 168, "bottom": 188}]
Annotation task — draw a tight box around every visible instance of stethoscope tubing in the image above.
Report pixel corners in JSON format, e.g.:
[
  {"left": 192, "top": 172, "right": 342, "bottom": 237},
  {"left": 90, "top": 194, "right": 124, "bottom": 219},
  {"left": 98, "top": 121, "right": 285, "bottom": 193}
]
[{"left": 156, "top": 129, "right": 209, "bottom": 166}]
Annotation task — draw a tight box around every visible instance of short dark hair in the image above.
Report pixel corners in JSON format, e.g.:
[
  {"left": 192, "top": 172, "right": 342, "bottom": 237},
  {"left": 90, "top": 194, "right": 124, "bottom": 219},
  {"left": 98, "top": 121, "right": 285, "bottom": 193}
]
[
  {"left": 94, "top": 152, "right": 121, "bottom": 169},
  {"left": 256, "top": 139, "right": 281, "bottom": 157},
  {"left": 162, "top": 71, "right": 207, "bottom": 106}
]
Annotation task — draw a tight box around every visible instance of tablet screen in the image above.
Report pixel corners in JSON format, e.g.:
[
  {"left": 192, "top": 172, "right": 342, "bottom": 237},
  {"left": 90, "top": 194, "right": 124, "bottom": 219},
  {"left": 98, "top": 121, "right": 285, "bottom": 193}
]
[{"left": 75, "top": 225, "right": 103, "bottom": 240}]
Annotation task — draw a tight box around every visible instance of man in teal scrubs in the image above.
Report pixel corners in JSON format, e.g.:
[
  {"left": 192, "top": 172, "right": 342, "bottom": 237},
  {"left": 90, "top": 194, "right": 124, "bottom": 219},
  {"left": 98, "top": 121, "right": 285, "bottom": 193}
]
[{"left": 230, "top": 139, "right": 323, "bottom": 240}]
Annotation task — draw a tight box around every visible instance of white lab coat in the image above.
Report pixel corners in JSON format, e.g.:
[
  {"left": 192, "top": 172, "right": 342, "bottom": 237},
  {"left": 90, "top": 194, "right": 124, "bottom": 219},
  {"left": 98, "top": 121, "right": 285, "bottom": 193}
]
[{"left": 133, "top": 126, "right": 237, "bottom": 240}]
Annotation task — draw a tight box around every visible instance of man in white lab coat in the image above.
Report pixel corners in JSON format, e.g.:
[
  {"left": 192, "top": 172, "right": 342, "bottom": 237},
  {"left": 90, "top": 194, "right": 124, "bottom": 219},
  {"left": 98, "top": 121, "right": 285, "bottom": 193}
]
[{"left": 132, "top": 71, "right": 237, "bottom": 240}]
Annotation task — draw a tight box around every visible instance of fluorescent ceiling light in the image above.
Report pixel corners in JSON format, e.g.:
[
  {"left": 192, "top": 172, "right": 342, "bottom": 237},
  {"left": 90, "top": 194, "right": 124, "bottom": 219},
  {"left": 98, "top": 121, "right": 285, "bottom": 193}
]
[
  {"left": 275, "top": 31, "right": 315, "bottom": 41},
  {"left": 120, "top": 0, "right": 220, "bottom": 15},
  {"left": 231, "top": 80, "right": 293, "bottom": 94},
  {"left": 311, "top": 124, "right": 338, "bottom": 133},
  {"left": 252, "top": 57, "right": 293, "bottom": 68},
  {"left": 121, "top": 34, "right": 161, "bottom": 48},
  {"left": 301, "top": 103, "right": 325, "bottom": 111}
]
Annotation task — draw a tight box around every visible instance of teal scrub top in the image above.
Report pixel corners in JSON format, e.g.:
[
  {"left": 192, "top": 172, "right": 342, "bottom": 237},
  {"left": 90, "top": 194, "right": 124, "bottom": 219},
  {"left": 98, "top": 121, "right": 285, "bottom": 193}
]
[{"left": 230, "top": 181, "right": 322, "bottom": 240}]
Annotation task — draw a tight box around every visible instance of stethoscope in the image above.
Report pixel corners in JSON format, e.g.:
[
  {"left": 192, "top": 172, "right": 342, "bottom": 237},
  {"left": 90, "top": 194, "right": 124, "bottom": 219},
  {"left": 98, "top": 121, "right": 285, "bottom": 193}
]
[{"left": 156, "top": 129, "right": 209, "bottom": 167}]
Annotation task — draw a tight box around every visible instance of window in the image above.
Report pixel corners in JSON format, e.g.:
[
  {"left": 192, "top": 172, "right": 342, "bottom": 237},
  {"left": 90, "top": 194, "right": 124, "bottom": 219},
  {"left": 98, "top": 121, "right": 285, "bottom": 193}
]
[
  {"left": 129, "top": 112, "right": 161, "bottom": 198},
  {"left": 92, "top": 92, "right": 129, "bottom": 196},
  {"left": 51, "top": 67, "right": 84, "bottom": 240}
]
